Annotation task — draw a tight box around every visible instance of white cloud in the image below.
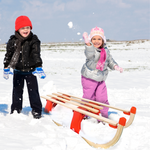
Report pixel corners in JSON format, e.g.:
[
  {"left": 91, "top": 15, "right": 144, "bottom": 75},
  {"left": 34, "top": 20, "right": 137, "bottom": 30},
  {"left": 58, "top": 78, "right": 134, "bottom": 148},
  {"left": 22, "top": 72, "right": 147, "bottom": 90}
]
[
  {"left": 65, "top": 0, "right": 87, "bottom": 11},
  {"left": 18, "top": 0, "right": 65, "bottom": 20},
  {"left": 111, "top": 0, "right": 131, "bottom": 8},
  {"left": 132, "top": 0, "right": 150, "bottom": 3},
  {"left": 118, "top": 1, "right": 131, "bottom": 8},
  {"left": 96, "top": 0, "right": 131, "bottom": 8},
  {"left": 0, "top": 0, "right": 13, "bottom": 5},
  {"left": 0, "top": 0, "right": 149, "bottom": 42},
  {"left": 21, "top": 0, "right": 52, "bottom": 18},
  {"left": 134, "top": 9, "right": 150, "bottom": 23},
  {"left": 134, "top": 9, "right": 149, "bottom": 16},
  {"left": 53, "top": 1, "right": 65, "bottom": 12}
]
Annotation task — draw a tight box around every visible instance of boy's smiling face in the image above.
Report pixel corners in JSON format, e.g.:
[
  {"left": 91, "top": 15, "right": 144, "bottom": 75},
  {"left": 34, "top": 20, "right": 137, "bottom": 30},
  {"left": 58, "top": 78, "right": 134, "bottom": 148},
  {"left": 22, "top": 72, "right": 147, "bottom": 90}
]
[{"left": 18, "top": 26, "right": 31, "bottom": 37}]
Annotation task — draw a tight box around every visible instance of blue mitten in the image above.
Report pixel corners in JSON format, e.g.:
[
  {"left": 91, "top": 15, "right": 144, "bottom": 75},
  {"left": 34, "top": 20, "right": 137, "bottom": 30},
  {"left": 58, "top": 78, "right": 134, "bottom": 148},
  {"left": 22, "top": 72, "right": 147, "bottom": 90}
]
[
  {"left": 3, "top": 68, "right": 13, "bottom": 80},
  {"left": 32, "top": 67, "right": 46, "bottom": 79}
]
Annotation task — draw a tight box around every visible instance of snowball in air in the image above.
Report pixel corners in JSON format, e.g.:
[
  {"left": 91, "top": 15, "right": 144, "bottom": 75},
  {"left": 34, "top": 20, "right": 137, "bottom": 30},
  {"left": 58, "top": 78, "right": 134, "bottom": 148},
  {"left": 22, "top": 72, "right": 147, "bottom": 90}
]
[
  {"left": 68, "top": 22, "right": 73, "bottom": 28},
  {"left": 77, "top": 32, "right": 81, "bottom": 35}
]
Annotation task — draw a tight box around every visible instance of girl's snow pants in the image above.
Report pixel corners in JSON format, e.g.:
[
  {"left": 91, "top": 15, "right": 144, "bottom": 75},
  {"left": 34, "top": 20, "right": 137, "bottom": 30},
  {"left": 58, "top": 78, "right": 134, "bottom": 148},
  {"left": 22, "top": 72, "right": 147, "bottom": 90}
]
[{"left": 81, "top": 76, "right": 109, "bottom": 118}]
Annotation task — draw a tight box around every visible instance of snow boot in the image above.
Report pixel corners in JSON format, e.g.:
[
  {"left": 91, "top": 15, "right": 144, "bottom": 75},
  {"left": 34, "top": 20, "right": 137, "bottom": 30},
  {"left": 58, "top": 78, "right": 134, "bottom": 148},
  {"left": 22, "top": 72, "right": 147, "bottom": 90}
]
[
  {"left": 32, "top": 110, "right": 41, "bottom": 119},
  {"left": 10, "top": 108, "right": 22, "bottom": 114}
]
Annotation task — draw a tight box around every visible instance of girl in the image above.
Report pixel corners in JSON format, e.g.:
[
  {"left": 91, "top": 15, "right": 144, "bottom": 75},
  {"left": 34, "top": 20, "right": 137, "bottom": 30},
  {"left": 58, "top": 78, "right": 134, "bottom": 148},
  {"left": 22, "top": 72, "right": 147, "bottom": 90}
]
[
  {"left": 3, "top": 16, "right": 46, "bottom": 119},
  {"left": 81, "top": 27, "right": 123, "bottom": 121}
]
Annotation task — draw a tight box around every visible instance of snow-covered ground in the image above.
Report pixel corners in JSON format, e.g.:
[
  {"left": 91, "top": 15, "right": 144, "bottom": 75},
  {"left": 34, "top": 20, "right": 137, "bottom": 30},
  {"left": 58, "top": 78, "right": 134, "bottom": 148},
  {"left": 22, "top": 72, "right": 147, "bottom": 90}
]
[{"left": 0, "top": 40, "right": 150, "bottom": 150}]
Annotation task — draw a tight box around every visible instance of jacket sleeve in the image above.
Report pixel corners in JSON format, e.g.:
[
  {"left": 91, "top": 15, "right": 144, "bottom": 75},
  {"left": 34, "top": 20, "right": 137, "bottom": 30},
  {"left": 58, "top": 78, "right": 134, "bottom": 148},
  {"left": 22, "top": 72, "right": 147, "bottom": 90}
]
[
  {"left": 84, "top": 43, "right": 96, "bottom": 59},
  {"left": 3, "top": 36, "right": 16, "bottom": 68},
  {"left": 30, "top": 35, "right": 43, "bottom": 67},
  {"left": 105, "top": 47, "right": 118, "bottom": 70}
]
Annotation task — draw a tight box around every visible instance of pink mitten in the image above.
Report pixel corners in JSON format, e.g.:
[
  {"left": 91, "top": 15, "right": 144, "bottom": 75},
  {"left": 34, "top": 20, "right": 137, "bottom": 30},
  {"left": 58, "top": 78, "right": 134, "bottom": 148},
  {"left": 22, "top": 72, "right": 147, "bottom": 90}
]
[
  {"left": 114, "top": 65, "right": 123, "bottom": 73},
  {"left": 83, "top": 32, "right": 90, "bottom": 44}
]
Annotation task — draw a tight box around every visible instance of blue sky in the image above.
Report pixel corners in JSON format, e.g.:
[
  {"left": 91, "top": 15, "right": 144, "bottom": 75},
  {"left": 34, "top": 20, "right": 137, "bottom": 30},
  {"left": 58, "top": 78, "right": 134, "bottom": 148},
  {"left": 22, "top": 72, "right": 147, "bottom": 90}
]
[{"left": 0, "top": 0, "right": 149, "bottom": 43}]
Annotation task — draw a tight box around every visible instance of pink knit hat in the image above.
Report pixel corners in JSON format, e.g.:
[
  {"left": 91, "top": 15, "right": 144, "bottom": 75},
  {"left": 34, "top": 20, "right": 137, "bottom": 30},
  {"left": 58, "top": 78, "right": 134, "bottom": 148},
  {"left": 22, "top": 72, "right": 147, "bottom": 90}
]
[{"left": 89, "top": 26, "right": 106, "bottom": 43}]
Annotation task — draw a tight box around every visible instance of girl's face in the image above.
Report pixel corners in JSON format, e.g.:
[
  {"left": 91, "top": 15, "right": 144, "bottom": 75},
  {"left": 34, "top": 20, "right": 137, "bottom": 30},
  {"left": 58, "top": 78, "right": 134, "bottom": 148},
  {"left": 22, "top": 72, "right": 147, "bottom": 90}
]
[
  {"left": 91, "top": 35, "right": 103, "bottom": 48},
  {"left": 18, "top": 26, "right": 31, "bottom": 38}
]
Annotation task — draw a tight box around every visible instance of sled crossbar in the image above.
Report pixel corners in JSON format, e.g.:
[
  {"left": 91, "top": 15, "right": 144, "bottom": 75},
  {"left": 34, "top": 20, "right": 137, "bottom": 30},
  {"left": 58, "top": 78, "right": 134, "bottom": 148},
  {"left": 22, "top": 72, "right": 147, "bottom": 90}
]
[
  {"left": 58, "top": 92, "right": 136, "bottom": 128},
  {"left": 58, "top": 92, "right": 128, "bottom": 112},
  {"left": 41, "top": 95, "right": 117, "bottom": 126},
  {"left": 52, "top": 93, "right": 103, "bottom": 110},
  {"left": 41, "top": 93, "right": 130, "bottom": 149},
  {"left": 47, "top": 94, "right": 101, "bottom": 113}
]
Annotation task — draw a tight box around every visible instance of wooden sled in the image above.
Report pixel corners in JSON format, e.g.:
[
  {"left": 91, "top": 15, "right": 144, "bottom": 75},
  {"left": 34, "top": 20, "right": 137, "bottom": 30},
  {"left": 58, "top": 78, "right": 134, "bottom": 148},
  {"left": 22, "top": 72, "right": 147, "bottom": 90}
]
[
  {"left": 57, "top": 92, "right": 136, "bottom": 128},
  {"left": 41, "top": 92, "right": 136, "bottom": 149}
]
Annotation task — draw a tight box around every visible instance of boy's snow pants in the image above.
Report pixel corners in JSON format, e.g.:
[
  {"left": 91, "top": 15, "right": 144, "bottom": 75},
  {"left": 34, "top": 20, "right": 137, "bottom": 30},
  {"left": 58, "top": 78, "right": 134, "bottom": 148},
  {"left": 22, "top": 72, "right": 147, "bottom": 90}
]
[
  {"left": 11, "top": 70, "right": 42, "bottom": 114},
  {"left": 81, "top": 76, "right": 109, "bottom": 118}
]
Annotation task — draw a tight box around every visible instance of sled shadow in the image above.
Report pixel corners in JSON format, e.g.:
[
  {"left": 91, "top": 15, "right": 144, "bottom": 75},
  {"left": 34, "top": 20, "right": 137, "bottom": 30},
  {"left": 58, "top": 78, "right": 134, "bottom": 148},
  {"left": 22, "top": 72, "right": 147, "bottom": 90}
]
[
  {"left": 108, "top": 111, "right": 118, "bottom": 116},
  {"left": 0, "top": 104, "right": 9, "bottom": 115}
]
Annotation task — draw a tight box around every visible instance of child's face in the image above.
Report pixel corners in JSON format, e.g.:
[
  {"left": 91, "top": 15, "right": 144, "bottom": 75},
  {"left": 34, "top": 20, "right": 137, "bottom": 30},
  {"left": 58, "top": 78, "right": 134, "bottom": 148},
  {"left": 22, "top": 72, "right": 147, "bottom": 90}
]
[
  {"left": 91, "top": 36, "right": 103, "bottom": 48},
  {"left": 18, "top": 26, "right": 31, "bottom": 38}
]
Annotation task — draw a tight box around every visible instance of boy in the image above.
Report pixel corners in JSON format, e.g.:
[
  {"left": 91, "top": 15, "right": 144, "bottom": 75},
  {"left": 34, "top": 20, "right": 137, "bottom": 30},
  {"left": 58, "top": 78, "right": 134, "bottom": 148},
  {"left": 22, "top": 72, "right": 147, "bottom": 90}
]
[{"left": 3, "top": 16, "right": 46, "bottom": 119}]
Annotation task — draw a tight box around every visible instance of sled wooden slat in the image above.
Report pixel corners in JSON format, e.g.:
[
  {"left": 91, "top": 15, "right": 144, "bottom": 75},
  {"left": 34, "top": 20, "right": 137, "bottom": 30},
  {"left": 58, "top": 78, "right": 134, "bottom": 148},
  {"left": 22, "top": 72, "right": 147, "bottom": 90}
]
[
  {"left": 41, "top": 95, "right": 128, "bottom": 149},
  {"left": 41, "top": 92, "right": 136, "bottom": 148},
  {"left": 41, "top": 95, "right": 117, "bottom": 126},
  {"left": 58, "top": 92, "right": 136, "bottom": 128},
  {"left": 46, "top": 103, "right": 126, "bottom": 149},
  {"left": 58, "top": 92, "right": 129, "bottom": 113},
  {"left": 52, "top": 93, "right": 103, "bottom": 110},
  {"left": 47, "top": 94, "right": 99, "bottom": 114}
]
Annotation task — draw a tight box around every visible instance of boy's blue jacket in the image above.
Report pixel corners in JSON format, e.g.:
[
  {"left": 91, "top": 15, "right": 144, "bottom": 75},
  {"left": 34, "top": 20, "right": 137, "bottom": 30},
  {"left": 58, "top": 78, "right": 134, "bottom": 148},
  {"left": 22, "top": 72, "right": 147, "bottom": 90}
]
[{"left": 3, "top": 31, "right": 42, "bottom": 72}]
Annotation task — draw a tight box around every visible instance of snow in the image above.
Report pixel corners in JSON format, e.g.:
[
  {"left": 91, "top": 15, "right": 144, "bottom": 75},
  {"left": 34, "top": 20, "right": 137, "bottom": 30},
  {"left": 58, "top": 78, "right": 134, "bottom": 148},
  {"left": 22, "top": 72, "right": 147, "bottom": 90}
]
[
  {"left": 68, "top": 22, "right": 73, "bottom": 29},
  {"left": 0, "top": 40, "right": 150, "bottom": 150}
]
